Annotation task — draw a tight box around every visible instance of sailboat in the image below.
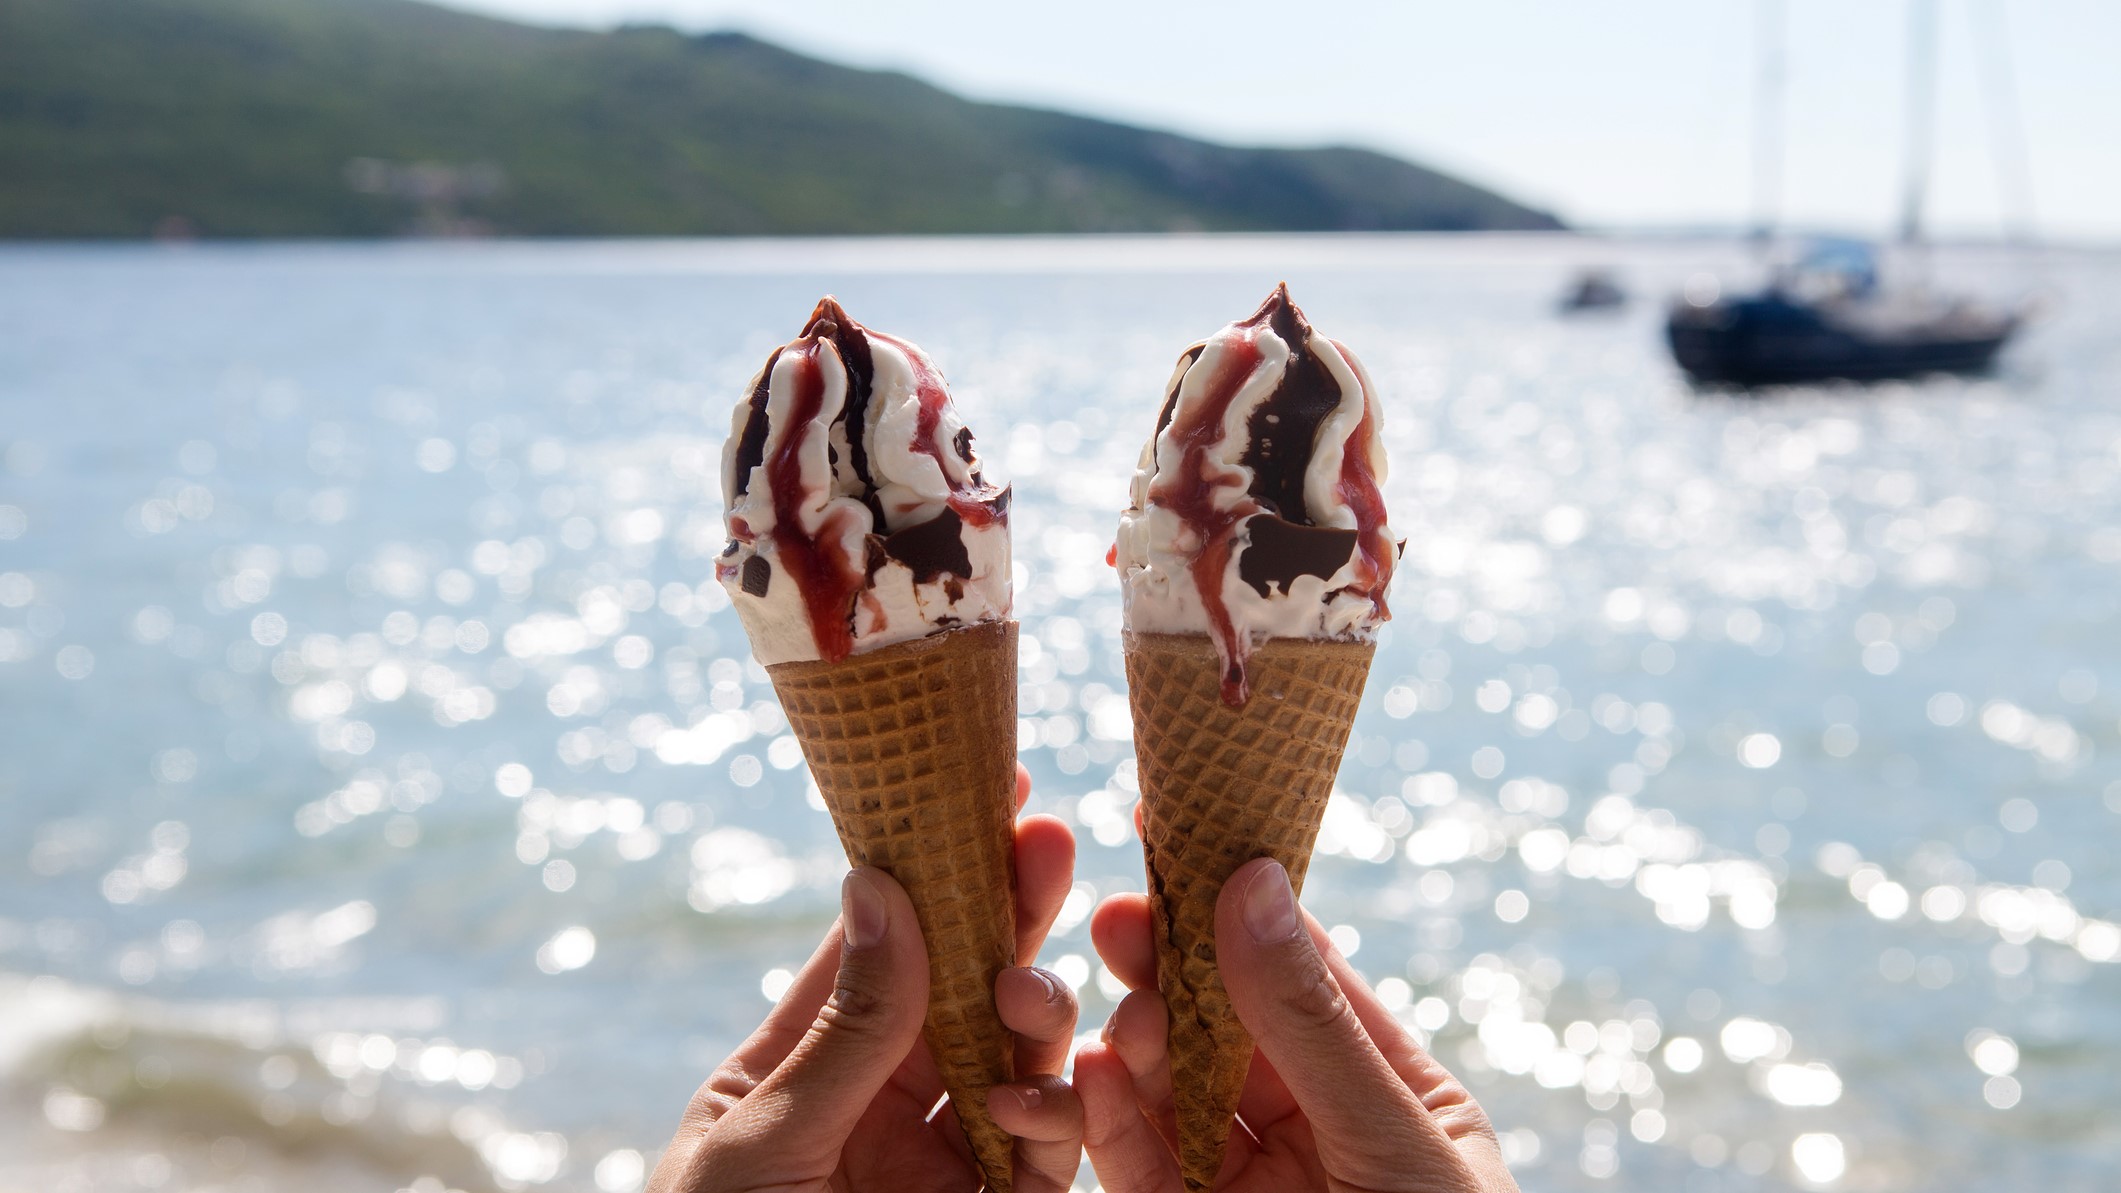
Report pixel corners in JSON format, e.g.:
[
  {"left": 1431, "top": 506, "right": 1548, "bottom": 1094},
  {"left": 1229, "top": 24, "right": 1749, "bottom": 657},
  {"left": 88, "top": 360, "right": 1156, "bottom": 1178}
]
[{"left": 1666, "top": 0, "right": 2027, "bottom": 387}]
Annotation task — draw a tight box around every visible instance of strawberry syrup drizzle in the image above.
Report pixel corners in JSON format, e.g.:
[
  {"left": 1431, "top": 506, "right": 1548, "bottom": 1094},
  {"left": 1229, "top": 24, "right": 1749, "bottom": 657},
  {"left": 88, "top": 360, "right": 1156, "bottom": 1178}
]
[
  {"left": 866, "top": 327, "right": 1006, "bottom": 530},
  {"left": 1332, "top": 382, "right": 1395, "bottom": 621},
  {"left": 763, "top": 340, "right": 866, "bottom": 663},
  {"left": 1149, "top": 329, "right": 1267, "bottom": 706}
]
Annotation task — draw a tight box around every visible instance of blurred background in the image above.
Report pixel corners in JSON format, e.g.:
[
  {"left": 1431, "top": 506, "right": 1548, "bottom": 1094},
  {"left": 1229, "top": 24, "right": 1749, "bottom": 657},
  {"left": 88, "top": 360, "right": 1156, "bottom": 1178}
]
[{"left": 3, "top": 2, "right": 2119, "bottom": 1192}]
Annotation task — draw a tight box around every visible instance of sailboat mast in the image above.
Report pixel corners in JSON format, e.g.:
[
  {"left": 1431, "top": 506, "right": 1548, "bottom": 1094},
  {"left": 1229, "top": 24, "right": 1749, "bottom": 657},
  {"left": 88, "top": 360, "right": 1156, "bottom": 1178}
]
[
  {"left": 1899, "top": 0, "right": 1939, "bottom": 245},
  {"left": 1751, "top": 0, "right": 1786, "bottom": 249},
  {"left": 1977, "top": 0, "right": 2038, "bottom": 247}
]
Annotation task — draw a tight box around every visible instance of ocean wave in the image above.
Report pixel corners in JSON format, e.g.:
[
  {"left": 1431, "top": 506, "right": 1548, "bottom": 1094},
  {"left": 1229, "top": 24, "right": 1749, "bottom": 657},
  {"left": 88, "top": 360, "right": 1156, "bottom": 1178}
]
[{"left": 0, "top": 973, "right": 586, "bottom": 1193}]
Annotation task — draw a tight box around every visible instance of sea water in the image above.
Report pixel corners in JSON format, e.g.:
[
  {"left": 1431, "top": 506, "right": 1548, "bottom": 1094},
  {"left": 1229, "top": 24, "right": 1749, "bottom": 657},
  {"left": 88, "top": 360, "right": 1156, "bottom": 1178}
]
[{"left": 1, "top": 235, "right": 2117, "bottom": 1192}]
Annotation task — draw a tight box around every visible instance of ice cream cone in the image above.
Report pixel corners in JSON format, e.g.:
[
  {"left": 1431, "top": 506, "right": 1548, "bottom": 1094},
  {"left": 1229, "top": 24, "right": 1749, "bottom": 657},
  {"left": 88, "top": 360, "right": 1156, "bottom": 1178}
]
[
  {"left": 768, "top": 619, "right": 1020, "bottom": 1193},
  {"left": 1124, "top": 630, "right": 1374, "bottom": 1193}
]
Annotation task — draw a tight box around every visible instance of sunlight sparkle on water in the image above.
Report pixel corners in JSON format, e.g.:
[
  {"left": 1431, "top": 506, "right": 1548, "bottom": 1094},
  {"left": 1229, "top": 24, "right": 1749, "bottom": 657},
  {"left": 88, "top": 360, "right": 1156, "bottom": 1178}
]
[
  {"left": 536, "top": 927, "right": 596, "bottom": 974},
  {"left": 1791, "top": 1133, "right": 1846, "bottom": 1186}
]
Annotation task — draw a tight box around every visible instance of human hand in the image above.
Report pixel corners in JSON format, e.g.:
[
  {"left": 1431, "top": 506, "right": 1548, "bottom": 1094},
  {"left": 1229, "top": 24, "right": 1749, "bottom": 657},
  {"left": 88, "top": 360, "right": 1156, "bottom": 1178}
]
[
  {"left": 1076, "top": 857, "right": 1518, "bottom": 1193},
  {"left": 650, "top": 765, "right": 1083, "bottom": 1193}
]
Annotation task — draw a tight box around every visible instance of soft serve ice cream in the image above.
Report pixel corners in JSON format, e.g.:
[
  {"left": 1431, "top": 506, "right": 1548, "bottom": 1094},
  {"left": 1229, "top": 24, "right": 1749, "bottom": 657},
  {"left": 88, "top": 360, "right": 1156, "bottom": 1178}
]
[
  {"left": 1115, "top": 283, "right": 1395, "bottom": 702},
  {"left": 719, "top": 297, "right": 1010, "bottom": 665}
]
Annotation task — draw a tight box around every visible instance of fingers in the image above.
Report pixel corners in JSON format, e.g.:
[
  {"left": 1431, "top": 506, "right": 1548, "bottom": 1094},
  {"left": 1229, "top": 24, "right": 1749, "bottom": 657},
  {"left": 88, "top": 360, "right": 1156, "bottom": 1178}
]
[
  {"left": 1014, "top": 813, "right": 1076, "bottom": 960},
  {"left": 1076, "top": 1042, "right": 1183, "bottom": 1193},
  {"left": 1013, "top": 762, "right": 1076, "bottom": 963},
  {"left": 924, "top": 1097, "right": 980, "bottom": 1173},
  {"left": 994, "top": 961, "right": 1085, "bottom": 1190},
  {"left": 697, "top": 868, "right": 931, "bottom": 1184},
  {"left": 1089, "top": 892, "right": 1156, "bottom": 991},
  {"left": 987, "top": 1075, "right": 1085, "bottom": 1193},
  {"left": 1313, "top": 942, "right": 1515, "bottom": 1183},
  {"left": 673, "top": 921, "right": 845, "bottom": 1138},
  {"left": 649, "top": 899, "right": 862, "bottom": 1190},
  {"left": 650, "top": 932, "right": 842, "bottom": 1193},
  {"left": 1315, "top": 940, "right": 1471, "bottom": 1113},
  {"left": 1088, "top": 899, "right": 1306, "bottom": 1139},
  {"left": 1217, "top": 859, "right": 1474, "bottom": 1184},
  {"left": 1234, "top": 1041, "right": 1302, "bottom": 1137},
  {"left": 1001, "top": 767, "right": 1088, "bottom": 1193},
  {"left": 997, "top": 965, "right": 1079, "bottom": 1077},
  {"left": 1102, "top": 989, "right": 1175, "bottom": 1128},
  {"left": 838, "top": 802, "right": 1077, "bottom": 1115}
]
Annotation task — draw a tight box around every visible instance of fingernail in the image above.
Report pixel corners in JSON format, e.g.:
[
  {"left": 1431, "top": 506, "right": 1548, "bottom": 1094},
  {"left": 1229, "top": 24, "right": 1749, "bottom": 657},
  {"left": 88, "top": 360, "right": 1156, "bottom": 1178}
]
[
  {"left": 842, "top": 870, "right": 888, "bottom": 949},
  {"left": 1242, "top": 861, "right": 1301, "bottom": 944},
  {"left": 1030, "top": 967, "right": 1066, "bottom": 1004},
  {"left": 1004, "top": 1085, "right": 1043, "bottom": 1113}
]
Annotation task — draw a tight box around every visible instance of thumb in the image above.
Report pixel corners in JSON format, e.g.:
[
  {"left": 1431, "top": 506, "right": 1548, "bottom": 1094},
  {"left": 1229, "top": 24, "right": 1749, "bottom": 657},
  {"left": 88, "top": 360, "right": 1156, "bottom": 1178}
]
[
  {"left": 702, "top": 868, "right": 931, "bottom": 1183},
  {"left": 1217, "top": 859, "right": 1473, "bottom": 1186}
]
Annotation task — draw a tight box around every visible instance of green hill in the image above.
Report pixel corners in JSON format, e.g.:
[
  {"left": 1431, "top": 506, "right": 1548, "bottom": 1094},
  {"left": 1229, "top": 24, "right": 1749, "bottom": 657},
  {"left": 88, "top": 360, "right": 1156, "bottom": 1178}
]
[{"left": 0, "top": 0, "right": 1564, "bottom": 238}]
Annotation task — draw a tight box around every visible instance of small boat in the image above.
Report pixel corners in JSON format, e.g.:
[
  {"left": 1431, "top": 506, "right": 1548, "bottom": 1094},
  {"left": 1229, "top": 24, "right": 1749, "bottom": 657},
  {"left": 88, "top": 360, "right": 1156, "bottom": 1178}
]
[
  {"left": 1668, "top": 241, "right": 2019, "bottom": 385},
  {"left": 1558, "top": 269, "right": 1627, "bottom": 314}
]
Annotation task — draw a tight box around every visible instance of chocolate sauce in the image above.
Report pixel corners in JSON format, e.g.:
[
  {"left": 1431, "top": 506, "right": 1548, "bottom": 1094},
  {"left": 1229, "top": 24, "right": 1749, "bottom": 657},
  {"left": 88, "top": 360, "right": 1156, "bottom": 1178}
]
[
  {"left": 1239, "top": 288, "right": 1342, "bottom": 524},
  {"left": 805, "top": 299, "right": 890, "bottom": 529},
  {"left": 880, "top": 507, "right": 974, "bottom": 584},
  {"left": 727, "top": 347, "right": 781, "bottom": 499},
  {"left": 1237, "top": 514, "right": 1358, "bottom": 597},
  {"left": 1153, "top": 345, "right": 1206, "bottom": 440}
]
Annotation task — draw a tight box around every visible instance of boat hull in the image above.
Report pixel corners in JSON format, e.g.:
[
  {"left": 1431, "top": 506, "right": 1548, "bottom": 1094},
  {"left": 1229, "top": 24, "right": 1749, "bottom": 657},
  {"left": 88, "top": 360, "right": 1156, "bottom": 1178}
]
[{"left": 1667, "top": 300, "right": 2016, "bottom": 386}]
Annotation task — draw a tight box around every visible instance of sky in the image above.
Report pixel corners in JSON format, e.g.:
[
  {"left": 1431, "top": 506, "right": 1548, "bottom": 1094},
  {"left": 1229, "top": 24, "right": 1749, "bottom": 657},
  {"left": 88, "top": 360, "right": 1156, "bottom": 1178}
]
[{"left": 438, "top": 0, "right": 2121, "bottom": 243}]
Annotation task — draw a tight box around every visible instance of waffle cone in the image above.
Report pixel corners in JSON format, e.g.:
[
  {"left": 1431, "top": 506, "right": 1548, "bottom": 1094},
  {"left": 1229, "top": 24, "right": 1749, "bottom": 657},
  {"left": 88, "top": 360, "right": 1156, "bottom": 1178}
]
[
  {"left": 768, "top": 620, "right": 1020, "bottom": 1192},
  {"left": 1124, "top": 631, "right": 1374, "bottom": 1193}
]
